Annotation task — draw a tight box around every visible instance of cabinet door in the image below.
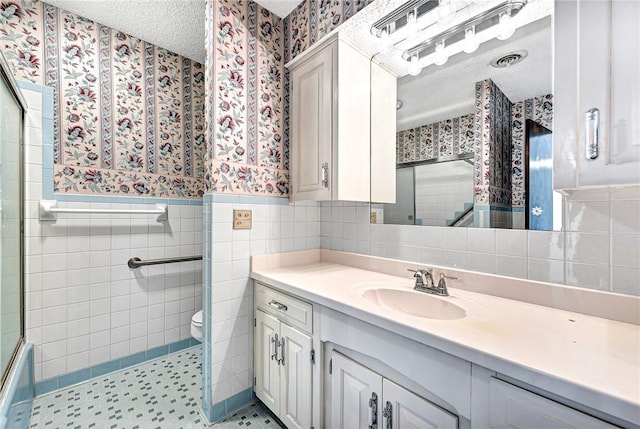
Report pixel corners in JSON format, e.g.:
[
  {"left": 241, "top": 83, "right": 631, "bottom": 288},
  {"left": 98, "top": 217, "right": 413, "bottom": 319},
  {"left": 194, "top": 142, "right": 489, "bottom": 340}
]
[
  {"left": 254, "top": 310, "right": 281, "bottom": 414},
  {"left": 331, "top": 352, "right": 383, "bottom": 429},
  {"left": 290, "top": 42, "right": 334, "bottom": 201},
  {"left": 383, "top": 379, "right": 458, "bottom": 429},
  {"left": 489, "top": 378, "right": 620, "bottom": 429},
  {"left": 555, "top": 0, "right": 640, "bottom": 189},
  {"left": 279, "top": 323, "right": 313, "bottom": 429}
]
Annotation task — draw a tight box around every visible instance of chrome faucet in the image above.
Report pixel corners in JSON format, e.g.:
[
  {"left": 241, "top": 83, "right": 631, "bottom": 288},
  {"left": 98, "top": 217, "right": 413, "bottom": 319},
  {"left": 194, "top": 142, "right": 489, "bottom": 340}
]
[
  {"left": 408, "top": 269, "right": 456, "bottom": 296},
  {"left": 407, "top": 268, "right": 435, "bottom": 291}
]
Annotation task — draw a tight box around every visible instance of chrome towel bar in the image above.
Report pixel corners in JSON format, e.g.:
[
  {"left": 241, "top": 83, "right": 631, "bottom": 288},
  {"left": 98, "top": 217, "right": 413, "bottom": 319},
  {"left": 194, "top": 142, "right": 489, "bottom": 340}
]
[
  {"left": 128, "top": 255, "right": 203, "bottom": 269},
  {"left": 39, "top": 200, "right": 168, "bottom": 222}
]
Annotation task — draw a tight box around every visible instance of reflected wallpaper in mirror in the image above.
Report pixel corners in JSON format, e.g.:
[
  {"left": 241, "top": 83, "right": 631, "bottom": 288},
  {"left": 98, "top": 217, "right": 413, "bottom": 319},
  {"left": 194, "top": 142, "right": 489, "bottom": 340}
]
[{"left": 371, "top": 17, "right": 560, "bottom": 230}]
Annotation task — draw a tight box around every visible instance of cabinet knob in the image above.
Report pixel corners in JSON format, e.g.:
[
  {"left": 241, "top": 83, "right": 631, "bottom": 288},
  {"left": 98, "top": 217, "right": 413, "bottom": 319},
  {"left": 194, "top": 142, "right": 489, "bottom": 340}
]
[{"left": 585, "top": 108, "right": 600, "bottom": 160}]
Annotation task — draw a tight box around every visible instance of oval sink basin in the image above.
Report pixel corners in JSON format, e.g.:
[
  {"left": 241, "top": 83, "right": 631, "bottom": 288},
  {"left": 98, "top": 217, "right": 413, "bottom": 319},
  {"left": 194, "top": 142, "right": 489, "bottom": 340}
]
[{"left": 362, "top": 288, "right": 466, "bottom": 320}]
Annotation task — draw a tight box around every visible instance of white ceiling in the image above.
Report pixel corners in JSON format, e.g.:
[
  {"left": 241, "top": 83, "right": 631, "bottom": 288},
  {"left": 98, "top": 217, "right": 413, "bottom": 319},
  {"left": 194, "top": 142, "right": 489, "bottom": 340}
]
[
  {"left": 45, "top": 0, "right": 207, "bottom": 63},
  {"left": 44, "top": 0, "right": 303, "bottom": 64},
  {"left": 397, "top": 16, "right": 552, "bottom": 130},
  {"left": 254, "top": 0, "right": 302, "bottom": 18}
]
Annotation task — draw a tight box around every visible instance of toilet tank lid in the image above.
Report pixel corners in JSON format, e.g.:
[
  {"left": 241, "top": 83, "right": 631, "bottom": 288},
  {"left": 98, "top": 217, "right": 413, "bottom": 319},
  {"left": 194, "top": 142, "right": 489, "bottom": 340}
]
[{"left": 192, "top": 310, "right": 203, "bottom": 326}]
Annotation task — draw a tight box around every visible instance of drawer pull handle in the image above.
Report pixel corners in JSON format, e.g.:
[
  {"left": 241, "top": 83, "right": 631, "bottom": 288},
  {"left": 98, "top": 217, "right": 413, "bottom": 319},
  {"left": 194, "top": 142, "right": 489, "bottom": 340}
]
[
  {"left": 269, "top": 300, "right": 288, "bottom": 312},
  {"left": 271, "top": 334, "right": 279, "bottom": 362},
  {"left": 368, "top": 392, "right": 378, "bottom": 429},
  {"left": 383, "top": 401, "right": 392, "bottom": 429},
  {"left": 278, "top": 338, "right": 285, "bottom": 366},
  {"left": 585, "top": 108, "right": 599, "bottom": 160}
]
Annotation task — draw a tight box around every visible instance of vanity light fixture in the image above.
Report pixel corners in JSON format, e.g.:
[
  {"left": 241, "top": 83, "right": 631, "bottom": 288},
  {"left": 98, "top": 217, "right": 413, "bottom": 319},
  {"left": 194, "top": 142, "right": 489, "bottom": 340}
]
[
  {"left": 378, "top": 26, "right": 394, "bottom": 54},
  {"left": 408, "top": 54, "right": 423, "bottom": 76},
  {"left": 402, "top": 0, "right": 527, "bottom": 66},
  {"left": 370, "top": 0, "right": 439, "bottom": 40},
  {"left": 433, "top": 40, "right": 449, "bottom": 66},
  {"left": 497, "top": 10, "right": 517, "bottom": 40},
  {"left": 462, "top": 26, "right": 480, "bottom": 54}
]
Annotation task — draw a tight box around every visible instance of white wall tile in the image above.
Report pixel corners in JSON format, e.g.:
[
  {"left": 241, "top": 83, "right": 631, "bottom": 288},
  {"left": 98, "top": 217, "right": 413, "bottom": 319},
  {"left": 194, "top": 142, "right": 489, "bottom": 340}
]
[
  {"left": 611, "top": 200, "right": 640, "bottom": 234},
  {"left": 495, "top": 229, "right": 527, "bottom": 257},
  {"left": 527, "top": 258, "right": 565, "bottom": 284},
  {"left": 565, "top": 262, "right": 610, "bottom": 291},
  {"left": 496, "top": 255, "right": 527, "bottom": 279},
  {"left": 565, "top": 233, "right": 610, "bottom": 265},
  {"left": 467, "top": 229, "right": 495, "bottom": 254},
  {"left": 611, "top": 234, "right": 640, "bottom": 268},
  {"left": 611, "top": 266, "right": 640, "bottom": 296}
]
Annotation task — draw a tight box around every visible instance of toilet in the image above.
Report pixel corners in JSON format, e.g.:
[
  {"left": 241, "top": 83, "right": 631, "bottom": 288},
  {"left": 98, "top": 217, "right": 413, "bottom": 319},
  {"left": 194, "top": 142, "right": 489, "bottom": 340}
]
[{"left": 191, "top": 310, "right": 203, "bottom": 341}]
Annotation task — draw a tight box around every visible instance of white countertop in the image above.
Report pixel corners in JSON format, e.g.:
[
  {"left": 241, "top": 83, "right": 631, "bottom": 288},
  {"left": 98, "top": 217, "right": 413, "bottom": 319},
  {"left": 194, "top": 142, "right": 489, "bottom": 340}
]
[{"left": 251, "top": 253, "right": 640, "bottom": 424}]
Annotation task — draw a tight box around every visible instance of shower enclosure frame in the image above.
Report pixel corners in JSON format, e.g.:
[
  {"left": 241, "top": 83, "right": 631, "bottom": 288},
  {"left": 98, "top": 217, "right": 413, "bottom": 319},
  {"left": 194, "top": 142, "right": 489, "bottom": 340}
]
[{"left": 0, "top": 52, "right": 26, "bottom": 391}]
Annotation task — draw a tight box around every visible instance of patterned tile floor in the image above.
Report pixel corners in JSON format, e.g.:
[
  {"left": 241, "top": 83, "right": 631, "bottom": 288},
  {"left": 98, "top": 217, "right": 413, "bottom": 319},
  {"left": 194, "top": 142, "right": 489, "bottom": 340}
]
[
  {"left": 212, "top": 403, "right": 284, "bottom": 429},
  {"left": 28, "top": 345, "right": 282, "bottom": 429}
]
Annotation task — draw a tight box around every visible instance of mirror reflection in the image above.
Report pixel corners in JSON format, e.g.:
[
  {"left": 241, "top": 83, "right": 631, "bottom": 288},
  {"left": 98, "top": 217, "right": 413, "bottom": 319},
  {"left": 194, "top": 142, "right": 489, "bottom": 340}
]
[{"left": 371, "top": 14, "right": 560, "bottom": 230}]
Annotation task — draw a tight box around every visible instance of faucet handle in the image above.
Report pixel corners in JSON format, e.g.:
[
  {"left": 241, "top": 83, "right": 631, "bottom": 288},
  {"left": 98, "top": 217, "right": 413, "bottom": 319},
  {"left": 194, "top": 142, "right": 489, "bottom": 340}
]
[
  {"left": 436, "top": 273, "right": 457, "bottom": 296},
  {"left": 407, "top": 268, "right": 432, "bottom": 287}
]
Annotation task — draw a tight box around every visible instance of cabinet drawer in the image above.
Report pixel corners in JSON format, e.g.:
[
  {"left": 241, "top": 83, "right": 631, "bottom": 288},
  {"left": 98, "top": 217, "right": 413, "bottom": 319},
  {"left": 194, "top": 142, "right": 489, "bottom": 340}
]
[
  {"left": 255, "top": 283, "right": 313, "bottom": 334},
  {"left": 490, "top": 378, "right": 619, "bottom": 428}
]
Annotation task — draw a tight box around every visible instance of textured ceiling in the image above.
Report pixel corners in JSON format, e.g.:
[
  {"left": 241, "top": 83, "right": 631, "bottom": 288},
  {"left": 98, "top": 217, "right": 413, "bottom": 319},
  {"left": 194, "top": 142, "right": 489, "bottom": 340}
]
[
  {"left": 254, "top": 0, "right": 302, "bottom": 18},
  {"left": 45, "top": 0, "right": 302, "bottom": 63},
  {"left": 44, "top": 0, "right": 206, "bottom": 63}
]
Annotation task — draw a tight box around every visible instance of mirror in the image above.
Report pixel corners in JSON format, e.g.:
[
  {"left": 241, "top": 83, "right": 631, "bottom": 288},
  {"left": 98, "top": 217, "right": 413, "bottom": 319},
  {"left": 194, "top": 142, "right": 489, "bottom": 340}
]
[{"left": 370, "top": 11, "right": 560, "bottom": 230}]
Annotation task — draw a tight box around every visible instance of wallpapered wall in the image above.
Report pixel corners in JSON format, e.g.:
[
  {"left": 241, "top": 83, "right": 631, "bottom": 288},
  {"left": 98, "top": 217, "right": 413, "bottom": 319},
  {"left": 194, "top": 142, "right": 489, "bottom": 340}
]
[
  {"left": 284, "top": 0, "right": 373, "bottom": 63},
  {"left": 0, "top": 0, "right": 205, "bottom": 199},
  {"left": 204, "top": 0, "right": 288, "bottom": 196},
  {"left": 203, "top": 0, "right": 374, "bottom": 197},
  {"left": 396, "top": 114, "right": 475, "bottom": 164},
  {"left": 474, "top": 79, "right": 513, "bottom": 209},
  {"left": 397, "top": 92, "right": 553, "bottom": 212},
  {"left": 512, "top": 94, "right": 553, "bottom": 208}
]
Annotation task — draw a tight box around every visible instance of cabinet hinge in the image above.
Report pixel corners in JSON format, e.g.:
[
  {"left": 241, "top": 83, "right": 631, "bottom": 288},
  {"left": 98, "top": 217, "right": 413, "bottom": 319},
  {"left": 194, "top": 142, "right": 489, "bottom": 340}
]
[
  {"left": 253, "top": 376, "right": 256, "bottom": 386},
  {"left": 254, "top": 318, "right": 256, "bottom": 328},
  {"left": 329, "top": 358, "right": 332, "bottom": 375},
  {"left": 310, "top": 349, "right": 315, "bottom": 365}
]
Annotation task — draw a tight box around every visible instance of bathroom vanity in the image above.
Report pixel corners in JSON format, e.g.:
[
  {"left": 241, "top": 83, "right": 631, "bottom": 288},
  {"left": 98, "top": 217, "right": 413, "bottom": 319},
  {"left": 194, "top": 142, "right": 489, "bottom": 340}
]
[{"left": 251, "top": 250, "right": 640, "bottom": 429}]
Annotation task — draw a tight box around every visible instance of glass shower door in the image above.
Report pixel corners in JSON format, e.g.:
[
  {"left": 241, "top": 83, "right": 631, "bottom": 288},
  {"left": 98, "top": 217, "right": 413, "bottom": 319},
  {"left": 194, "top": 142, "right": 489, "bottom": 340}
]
[{"left": 0, "top": 59, "right": 24, "bottom": 387}]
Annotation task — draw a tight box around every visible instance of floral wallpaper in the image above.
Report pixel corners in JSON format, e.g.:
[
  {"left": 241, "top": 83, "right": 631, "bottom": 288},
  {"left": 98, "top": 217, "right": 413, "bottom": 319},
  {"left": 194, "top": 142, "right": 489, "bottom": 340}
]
[
  {"left": 474, "top": 79, "right": 513, "bottom": 208},
  {"left": 204, "top": 0, "right": 288, "bottom": 196},
  {"left": 511, "top": 94, "right": 553, "bottom": 208},
  {"left": 396, "top": 114, "right": 474, "bottom": 164},
  {"left": 285, "top": 0, "right": 374, "bottom": 63},
  {"left": 0, "top": 0, "right": 205, "bottom": 198}
]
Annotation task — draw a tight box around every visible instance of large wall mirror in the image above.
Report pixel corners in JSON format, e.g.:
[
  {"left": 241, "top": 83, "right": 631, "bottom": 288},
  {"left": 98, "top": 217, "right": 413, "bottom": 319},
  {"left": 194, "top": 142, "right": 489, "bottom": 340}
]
[{"left": 366, "top": 0, "right": 559, "bottom": 230}]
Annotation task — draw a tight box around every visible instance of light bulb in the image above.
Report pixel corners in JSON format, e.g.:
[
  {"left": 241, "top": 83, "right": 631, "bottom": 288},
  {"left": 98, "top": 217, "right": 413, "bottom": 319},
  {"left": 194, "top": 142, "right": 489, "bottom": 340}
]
[
  {"left": 433, "top": 40, "right": 448, "bottom": 66},
  {"left": 463, "top": 26, "right": 479, "bottom": 53},
  {"left": 405, "top": 10, "right": 418, "bottom": 33},
  {"left": 497, "top": 12, "right": 516, "bottom": 40},
  {"left": 408, "top": 54, "right": 422, "bottom": 76},
  {"left": 379, "top": 27, "right": 393, "bottom": 54},
  {"left": 437, "top": 0, "right": 456, "bottom": 25}
]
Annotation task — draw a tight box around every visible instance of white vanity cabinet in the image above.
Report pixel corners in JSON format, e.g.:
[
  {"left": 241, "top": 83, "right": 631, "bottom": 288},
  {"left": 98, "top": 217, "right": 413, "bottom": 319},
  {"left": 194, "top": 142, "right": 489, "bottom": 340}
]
[
  {"left": 287, "top": 33, "right": 396, "bottom": 202},
  {"left": 554, "top": 0, "right": 640, "bottom": 190},
  {"left": 330, "top": 352, "right": 459, "bottom": 429},
  {"left": 254, "top": 283, "right": 314, "bottom": 429},
  {"left": 488, "top": 378, "right": 620, "bottom": 429}
]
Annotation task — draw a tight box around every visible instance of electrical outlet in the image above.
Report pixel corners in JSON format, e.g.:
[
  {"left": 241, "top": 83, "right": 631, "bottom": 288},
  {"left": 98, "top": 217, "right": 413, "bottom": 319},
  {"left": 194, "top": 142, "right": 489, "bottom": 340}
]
[{"left": 233, "top": 209, "right": 252, "bottom": 229}]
